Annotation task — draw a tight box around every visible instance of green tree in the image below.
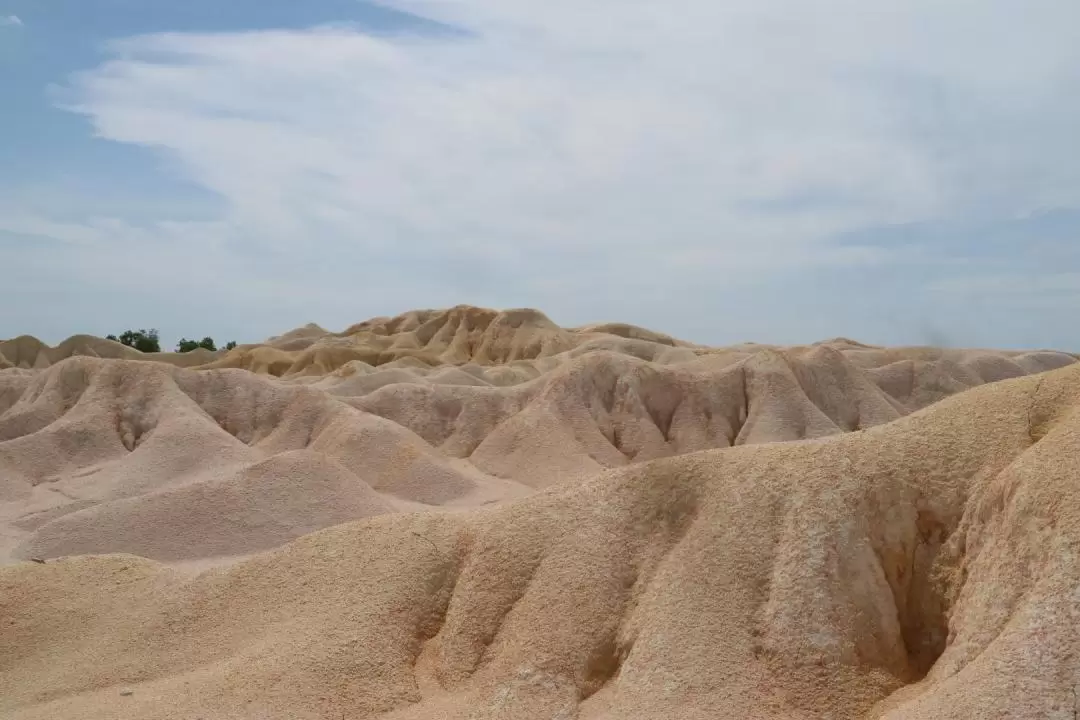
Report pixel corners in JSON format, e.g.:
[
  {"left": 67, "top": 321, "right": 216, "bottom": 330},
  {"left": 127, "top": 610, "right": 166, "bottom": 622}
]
[
  {"left": 176, "top": 336, "right": 219, "bottom": 353},
  {"left": 225, "top": 341, "right": 237, "bottom": 351},
  {"left": 114, "top": 329, "right": 160, "bottom": 353}
]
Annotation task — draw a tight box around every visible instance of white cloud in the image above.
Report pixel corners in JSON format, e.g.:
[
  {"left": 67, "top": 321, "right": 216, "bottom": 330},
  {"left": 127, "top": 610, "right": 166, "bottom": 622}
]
[
  {"left": 0, "top": 14, "right": 23, "bottom": 26},
  {"left": 10, "top": 0, "right": 1080, "bottom": 343}
]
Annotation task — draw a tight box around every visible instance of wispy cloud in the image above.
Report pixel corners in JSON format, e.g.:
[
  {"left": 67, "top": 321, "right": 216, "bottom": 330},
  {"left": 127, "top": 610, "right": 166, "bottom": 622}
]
[
  {"left": 7, "top": 0, "right": 1080, "bottom": 345},
  {"left": 931, "top": 272, "right": 1080, "bottom": 305},
  {"left": 0, "top": 14, "right": 23, "bottom": 26}
]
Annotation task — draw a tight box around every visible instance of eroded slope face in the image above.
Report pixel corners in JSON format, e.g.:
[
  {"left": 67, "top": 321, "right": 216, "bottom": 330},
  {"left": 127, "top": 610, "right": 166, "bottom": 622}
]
[
  {"left": 4, "top": 362, "right": 1080, "bottom": 719},
  {"left": 1, "top": 306, "right": 1072, "bottom": 566},
  {"left": 1, "top": 306, "right": 1079, "bottom": 719}
]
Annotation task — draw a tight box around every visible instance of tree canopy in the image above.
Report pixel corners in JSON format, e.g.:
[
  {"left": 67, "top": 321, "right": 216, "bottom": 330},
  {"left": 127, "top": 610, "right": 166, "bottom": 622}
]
[
  {"left": 106, "top": 329, "right": 160, "bottom": 353},
  {"left": 106, "top": 330, "right": 236, "bottom": 354},
  {"left": 177, "top": 337, "right": 217, "bottom": 353},
  {"left": 176, "top": 337, "right": 238, "bottom": 353}
]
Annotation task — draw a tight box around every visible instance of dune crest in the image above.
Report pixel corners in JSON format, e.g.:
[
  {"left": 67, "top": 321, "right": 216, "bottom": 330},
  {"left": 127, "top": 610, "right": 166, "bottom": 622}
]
[{"left": 1, "top": 306, "right": 1078, "bottom": 719}]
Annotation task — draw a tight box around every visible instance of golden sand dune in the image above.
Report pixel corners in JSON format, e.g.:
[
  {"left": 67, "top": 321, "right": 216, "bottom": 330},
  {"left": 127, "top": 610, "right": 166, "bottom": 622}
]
[{"left": 1, "top": 306, "right": 1078, "bottom": 719}]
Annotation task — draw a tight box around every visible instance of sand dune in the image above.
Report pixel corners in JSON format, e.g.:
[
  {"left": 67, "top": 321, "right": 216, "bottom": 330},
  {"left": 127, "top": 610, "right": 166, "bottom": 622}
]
[{"left": 1, "top": 306, "right": 1078, "bottom": 718}]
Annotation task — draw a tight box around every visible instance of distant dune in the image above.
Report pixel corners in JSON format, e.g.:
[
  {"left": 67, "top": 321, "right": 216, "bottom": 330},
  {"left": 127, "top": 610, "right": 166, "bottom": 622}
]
[{"left": 2, "top": 306, "right": 1078, "bottom": 719}]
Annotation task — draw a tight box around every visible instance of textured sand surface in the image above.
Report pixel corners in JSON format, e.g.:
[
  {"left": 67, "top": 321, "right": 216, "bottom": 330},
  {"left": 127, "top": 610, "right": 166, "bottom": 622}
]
[{"left": 1, "top": 306, "right": 1078, "bottom": 719}]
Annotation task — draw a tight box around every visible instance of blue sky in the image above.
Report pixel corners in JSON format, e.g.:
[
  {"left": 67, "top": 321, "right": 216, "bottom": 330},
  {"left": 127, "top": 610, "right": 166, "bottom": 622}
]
[{"left": 1, "top": 0, "right": 1079, "bottom": 351}]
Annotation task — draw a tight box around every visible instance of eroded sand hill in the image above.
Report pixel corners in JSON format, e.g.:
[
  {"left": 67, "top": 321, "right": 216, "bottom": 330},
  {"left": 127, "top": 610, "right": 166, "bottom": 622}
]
[{"left": 1, "top": 306, "right": 1078, "bottom": 719}]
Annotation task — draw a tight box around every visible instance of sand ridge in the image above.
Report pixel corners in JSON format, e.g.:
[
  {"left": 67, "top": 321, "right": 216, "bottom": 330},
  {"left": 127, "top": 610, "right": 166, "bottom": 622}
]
[
  {"left": 2, "top": 307, "right": 1071, "bottom": 565},
  {"left": 1, "top": 306, "right": 1079, "bottom": 718}
]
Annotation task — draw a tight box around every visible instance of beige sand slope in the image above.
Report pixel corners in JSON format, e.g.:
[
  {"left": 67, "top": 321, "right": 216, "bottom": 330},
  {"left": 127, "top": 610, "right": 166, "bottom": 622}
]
[
  {"left": 1, "top": 306, "right": 1079, "bottom": 719},
  {"left": 1, "top": 307, "right": 1071, "bottom": 565}
]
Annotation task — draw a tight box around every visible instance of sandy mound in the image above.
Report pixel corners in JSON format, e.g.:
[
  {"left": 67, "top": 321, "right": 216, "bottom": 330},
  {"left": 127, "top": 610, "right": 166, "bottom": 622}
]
[
  {"left": 2, "top": 306, "right": 1079, "bottom": 719},
  {"left": 0, "top": 356, "right": 530, "bottom": 564},
  {"left": 4, "top": 362, "right": 1080, "bottom": 718},
  {"left": 12, "top": 450, "right": 394, "bottom": 562},
  {"left": 1, "top": 308, "right": 1074, "bottom": 563},
  {"left": 198, "top": 306, "right": 683, "bottom": 377},
  {"left": 0, "top": 334, "right": 222, "bottom": 371}
]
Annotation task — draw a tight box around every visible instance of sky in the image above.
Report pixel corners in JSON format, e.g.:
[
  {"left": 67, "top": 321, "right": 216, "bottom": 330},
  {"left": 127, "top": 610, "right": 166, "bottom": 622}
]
[{"left": 1, "top": 0, "right": 1079, "bottom": 351}]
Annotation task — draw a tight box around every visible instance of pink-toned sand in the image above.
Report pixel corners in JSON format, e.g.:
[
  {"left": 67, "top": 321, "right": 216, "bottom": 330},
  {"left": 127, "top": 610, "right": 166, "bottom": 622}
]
[{"left": 1, "top": 306, "right": 1078, "bottom": 719}]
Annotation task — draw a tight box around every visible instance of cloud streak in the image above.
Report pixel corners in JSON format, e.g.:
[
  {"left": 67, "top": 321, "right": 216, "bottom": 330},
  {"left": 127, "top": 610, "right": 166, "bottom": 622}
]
[
  {"left": 0, "top": 14, "right": 22, "bottom": 26},
  {"left": 6, "top": 0, "right": 1080, "bottom": 345}
]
